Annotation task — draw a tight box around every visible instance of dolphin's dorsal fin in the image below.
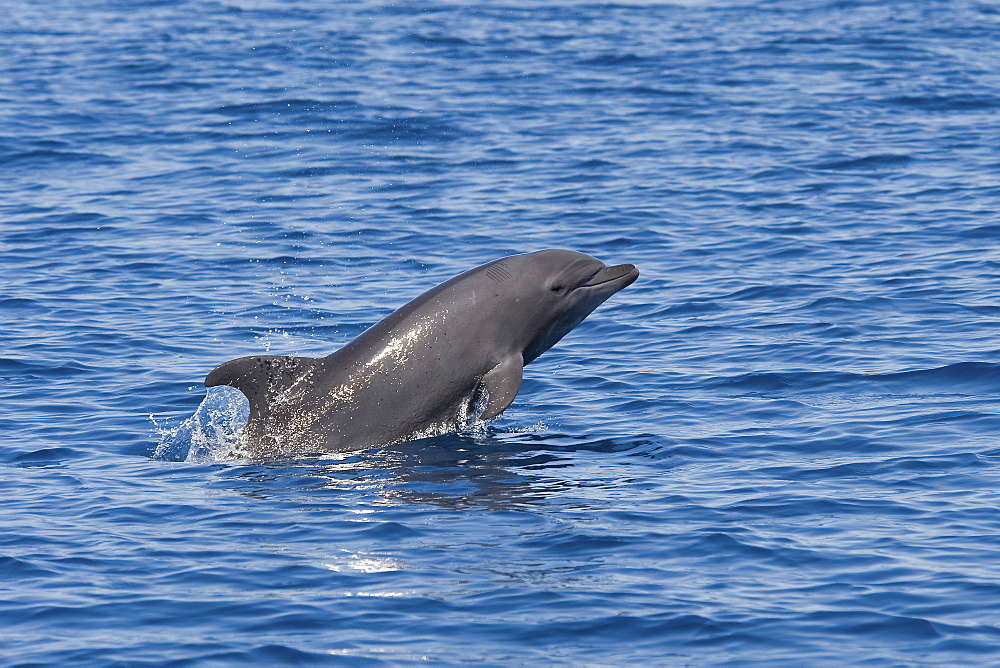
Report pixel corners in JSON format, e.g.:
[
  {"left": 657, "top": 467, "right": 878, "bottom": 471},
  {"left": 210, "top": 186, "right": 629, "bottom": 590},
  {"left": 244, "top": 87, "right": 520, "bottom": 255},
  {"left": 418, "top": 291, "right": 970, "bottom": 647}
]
[
  {"left": 205, "top": 355, "right": 320, "bottom": 427},
  {"left": 479, "top": 355, "right": 523, "bottom": 421}
]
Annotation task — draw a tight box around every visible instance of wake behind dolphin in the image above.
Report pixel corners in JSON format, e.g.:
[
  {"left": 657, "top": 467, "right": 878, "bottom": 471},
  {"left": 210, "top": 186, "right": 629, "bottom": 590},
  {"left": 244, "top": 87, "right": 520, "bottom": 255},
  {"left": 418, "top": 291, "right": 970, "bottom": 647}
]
[{"left": 206, "top": 249, "right": 638, "bottom": 457}]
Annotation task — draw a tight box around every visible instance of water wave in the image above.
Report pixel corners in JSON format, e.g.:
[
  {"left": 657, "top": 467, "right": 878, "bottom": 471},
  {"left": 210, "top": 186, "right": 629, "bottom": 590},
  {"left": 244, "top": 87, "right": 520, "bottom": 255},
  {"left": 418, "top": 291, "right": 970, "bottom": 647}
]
[{"left": 3, "top": 0, "right": 1000, "bottom": 664}]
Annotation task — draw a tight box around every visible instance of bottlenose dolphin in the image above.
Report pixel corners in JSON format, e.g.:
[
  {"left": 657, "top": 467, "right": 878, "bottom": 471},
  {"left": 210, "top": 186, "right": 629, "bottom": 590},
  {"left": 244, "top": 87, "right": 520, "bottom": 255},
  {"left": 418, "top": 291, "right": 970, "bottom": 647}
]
[{"left": 206, "top": 249, "right": 638, "bottom": 457}]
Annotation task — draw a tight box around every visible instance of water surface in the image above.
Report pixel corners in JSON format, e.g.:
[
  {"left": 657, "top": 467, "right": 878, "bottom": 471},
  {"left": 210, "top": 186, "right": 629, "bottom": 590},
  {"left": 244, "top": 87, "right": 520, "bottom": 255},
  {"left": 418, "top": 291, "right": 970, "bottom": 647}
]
[{"left": 3, "top": 0, "right": 1000, "bottom": 664}]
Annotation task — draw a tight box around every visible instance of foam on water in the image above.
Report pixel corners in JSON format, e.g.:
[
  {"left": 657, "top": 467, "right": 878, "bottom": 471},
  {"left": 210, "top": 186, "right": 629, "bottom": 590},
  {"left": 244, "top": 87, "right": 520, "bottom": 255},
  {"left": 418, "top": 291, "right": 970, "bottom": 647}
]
[{"left": 153, "top": 386, "right": 249, "bottom": 463}]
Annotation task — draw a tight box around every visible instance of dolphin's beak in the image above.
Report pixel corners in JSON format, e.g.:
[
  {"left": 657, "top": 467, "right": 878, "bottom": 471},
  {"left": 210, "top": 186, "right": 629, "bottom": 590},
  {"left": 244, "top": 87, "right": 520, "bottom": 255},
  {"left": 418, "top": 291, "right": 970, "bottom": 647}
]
[{"left": 580, "top": 263, "right": 639, "bottom": 288}]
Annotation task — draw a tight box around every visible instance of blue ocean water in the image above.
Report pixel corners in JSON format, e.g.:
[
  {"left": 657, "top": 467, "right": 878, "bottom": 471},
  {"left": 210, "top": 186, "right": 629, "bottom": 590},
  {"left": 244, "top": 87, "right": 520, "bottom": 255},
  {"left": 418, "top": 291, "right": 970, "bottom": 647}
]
[{"left": 3, "top": 0, "right": 1000, "bottom": 664}]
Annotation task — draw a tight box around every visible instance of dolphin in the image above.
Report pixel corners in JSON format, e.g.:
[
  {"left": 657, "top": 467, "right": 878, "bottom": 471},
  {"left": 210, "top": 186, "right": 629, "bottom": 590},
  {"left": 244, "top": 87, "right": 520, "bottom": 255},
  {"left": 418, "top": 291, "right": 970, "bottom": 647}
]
[{"left": 205, "top": 249, "right": 638, "bottom": 457}]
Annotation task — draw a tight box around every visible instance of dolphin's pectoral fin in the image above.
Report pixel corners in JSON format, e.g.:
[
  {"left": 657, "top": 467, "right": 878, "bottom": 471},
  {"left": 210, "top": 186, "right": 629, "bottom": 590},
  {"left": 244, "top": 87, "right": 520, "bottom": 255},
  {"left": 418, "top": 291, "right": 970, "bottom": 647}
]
[
  {"left": 205, "top": 355, "right": 320, "bottom": 430},
  {"left": 478, "top": 355, "right": 524, "bottom": 421}
]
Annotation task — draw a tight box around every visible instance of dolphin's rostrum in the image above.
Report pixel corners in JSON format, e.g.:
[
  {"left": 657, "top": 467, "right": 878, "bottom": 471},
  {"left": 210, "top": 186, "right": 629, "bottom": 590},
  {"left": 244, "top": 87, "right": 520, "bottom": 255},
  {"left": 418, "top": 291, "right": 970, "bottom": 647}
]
[{"left": 206, "top": 249, "right": 638, "bottom": 457}]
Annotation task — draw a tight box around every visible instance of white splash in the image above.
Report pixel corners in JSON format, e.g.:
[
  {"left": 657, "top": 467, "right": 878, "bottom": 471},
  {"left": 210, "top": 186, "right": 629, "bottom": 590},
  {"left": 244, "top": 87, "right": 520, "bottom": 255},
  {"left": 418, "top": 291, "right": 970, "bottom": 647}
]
[{"left": 151, "top": 386, "right": 249, "bottom": 462}]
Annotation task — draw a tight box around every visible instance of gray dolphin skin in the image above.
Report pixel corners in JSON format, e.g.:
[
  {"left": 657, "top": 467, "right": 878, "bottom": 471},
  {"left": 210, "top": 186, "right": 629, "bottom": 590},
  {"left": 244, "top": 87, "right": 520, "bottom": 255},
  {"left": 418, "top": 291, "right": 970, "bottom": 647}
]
[{"left": 205, "top": 249, "right": 639, "bottom": 457}]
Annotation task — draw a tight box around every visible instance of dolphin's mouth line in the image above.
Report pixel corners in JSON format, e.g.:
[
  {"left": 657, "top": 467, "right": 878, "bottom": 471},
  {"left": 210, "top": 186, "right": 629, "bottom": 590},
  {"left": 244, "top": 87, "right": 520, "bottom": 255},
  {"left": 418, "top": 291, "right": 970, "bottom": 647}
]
[{"left": 579, "top": 263, "right": 639, "bottom": 288}]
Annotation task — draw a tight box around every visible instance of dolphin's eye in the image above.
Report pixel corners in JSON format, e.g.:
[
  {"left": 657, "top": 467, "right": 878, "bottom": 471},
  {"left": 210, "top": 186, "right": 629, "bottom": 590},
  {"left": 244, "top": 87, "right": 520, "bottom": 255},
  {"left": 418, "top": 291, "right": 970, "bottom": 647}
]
[{"left": 550, "top": 283, "right": 564, "bottom": 293}]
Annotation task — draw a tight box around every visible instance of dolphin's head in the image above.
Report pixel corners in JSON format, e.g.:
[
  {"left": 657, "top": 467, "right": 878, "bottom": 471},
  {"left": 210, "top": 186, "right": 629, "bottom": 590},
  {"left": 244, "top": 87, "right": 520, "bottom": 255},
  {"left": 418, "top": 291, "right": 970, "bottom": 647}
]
[{"left": 499, "top": 249, "right": 639, "bottom": 364}]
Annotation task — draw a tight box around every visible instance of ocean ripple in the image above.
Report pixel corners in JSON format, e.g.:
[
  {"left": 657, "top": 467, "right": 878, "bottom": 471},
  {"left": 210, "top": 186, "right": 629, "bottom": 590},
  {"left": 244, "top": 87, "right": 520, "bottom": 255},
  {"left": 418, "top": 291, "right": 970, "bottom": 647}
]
[{"left": 2, "top": 0, "right": 1000, "bottom": 664}]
